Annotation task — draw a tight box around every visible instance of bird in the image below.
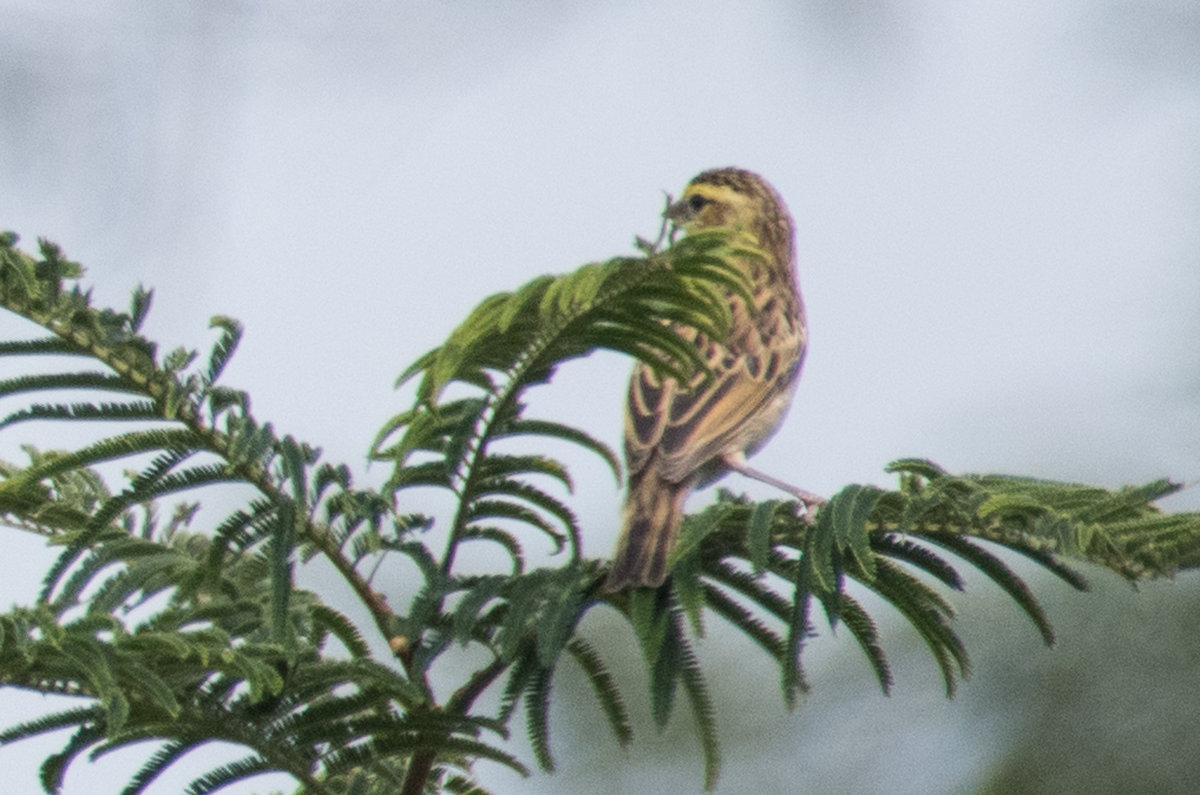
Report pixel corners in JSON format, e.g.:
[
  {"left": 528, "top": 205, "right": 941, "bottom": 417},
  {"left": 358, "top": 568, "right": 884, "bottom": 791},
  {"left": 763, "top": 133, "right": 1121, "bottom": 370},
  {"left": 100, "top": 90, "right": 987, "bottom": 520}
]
[{"left": 605, "top": 167, "right": 822, "bottom": 591}]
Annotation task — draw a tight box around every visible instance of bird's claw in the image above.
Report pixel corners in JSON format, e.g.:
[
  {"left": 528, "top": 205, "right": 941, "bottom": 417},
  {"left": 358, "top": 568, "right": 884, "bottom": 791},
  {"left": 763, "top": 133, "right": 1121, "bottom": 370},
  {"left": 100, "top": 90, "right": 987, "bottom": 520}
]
[{"left": 791, "top": 490, "right": 826, "bottom": 523}]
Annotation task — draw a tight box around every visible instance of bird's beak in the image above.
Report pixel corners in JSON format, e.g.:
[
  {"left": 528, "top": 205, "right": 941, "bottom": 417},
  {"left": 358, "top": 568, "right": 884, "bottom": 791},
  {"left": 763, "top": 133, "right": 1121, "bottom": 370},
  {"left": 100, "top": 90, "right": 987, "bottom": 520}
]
[{"left": 664, "top": 197, "right": 692, "bottom": 223}]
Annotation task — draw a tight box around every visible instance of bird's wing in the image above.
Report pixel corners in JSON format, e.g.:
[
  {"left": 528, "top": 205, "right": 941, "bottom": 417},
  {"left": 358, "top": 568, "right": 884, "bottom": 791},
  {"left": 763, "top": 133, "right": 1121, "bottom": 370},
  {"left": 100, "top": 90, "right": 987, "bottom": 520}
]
[{"left": 624, "top": 324, "right": 802, "bottom": 485}]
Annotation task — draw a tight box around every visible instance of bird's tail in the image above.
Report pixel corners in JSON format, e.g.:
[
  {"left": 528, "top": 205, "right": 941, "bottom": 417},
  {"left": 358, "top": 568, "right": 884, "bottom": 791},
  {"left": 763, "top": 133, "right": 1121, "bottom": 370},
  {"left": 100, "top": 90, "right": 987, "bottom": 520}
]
[{"left": 605, "top": 468, "right": 689, "bottom": 591}]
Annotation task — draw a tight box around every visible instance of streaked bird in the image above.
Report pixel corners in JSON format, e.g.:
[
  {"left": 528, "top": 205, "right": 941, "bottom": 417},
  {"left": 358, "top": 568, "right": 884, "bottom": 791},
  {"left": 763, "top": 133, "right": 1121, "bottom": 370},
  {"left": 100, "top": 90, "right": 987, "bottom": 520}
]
[{"left": 606, "top": 167, "right": 822, "bottom": 591}]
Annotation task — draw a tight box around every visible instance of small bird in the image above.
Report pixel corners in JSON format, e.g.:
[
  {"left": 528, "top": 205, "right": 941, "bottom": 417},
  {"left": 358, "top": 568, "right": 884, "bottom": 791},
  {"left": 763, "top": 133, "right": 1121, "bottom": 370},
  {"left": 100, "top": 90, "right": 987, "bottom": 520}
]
[{"left": 606, "top": 167, "right": 822, "bottom": 591}]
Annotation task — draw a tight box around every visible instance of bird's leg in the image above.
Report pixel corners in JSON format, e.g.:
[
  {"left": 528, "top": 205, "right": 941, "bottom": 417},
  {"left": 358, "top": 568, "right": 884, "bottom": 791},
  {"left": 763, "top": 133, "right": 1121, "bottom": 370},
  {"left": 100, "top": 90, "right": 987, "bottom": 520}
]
[{"left": 723, "top": 452, "right": 826, "bottom": 515}]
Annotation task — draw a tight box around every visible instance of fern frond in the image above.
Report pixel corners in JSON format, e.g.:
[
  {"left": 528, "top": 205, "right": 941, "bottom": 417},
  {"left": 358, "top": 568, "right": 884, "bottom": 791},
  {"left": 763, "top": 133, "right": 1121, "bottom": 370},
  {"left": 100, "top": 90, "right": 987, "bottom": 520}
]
[
  {"left": 120, "top": 740, "right": 197, "bottom": 795},
  {"left": 204, "top": 499, "right": 279, "bottom": 575},
  {"left": 182, "top": 755, "right": 273, "bottom": 795},
  {"left": 0, "top": 337, "right": 88, "bottom": 357},
  {"left": 871, "top": 534, "right": 964, "bottom": 590},
  {"left": 533, "top": 569, "right": 591, "bottom": 667},
  {"left": 458, "top": 527, "right": 526, "bottom": 575},
  {"left": 496, "top": 418, "right": 621, "bottom": 483},
  {"left": 677, "top": 625, "right": 720, "bottom": 792},
  {"left": 648, "top": 609, "right": 684, "bottom": 731},
  {"left": 564, "top": 637, "right": 632, "bottom": 748},
  {"left": 310, "top": 603, "right": 371, "bottom": 658},
  {"left": 923, "top": 532, "right": 1057, "bottom": 645},
  {"left": 868, "top": 559, "right": 968, "bottom": 696},
  {"left": 496, "top": 648, "right": 538, "bottom": 725},
  {"left": 0, "top": 706, "right": 103, "bottom": 744},
  {"left": 465, "top": 480, "right": 578, "bottom": 556},
  {"left": 700, "top": 583, "right": 785, "bottom": 661},
  {"left": 376, "top": 228, "right": 756, "bottom": 584},
  {"left": 0, "top": 400, "right": 162, "bottom": 429},
  {"left": 0, "top": 371, "right": 147, "bottom": 398},
  {"left": 204, "top": 316, "right": 242, "bottom": 385},
  {"left": 451, "top": 576, "right": 507, "bottom": 646},
  {"left": 746, "top": 499, "right": 783, "bottom": 572},
  {"left": 524, "top": 665, "right": 555, "bottom": 773},
  {"left": 93, "top": 463, "right": 240, "bottom": 535},
  {"left": 783, "top": 550, "right": 813, "bottom": 709},
  {"left": 702, "top": 559, "right": 793, "bottom": 623},
  {"left": 837, "top": 593, "right": 892, "bottom": 695},
  {"left": 17, "top": 429, "right": 203, "bottom": 485},
  {"left": 40, "top": 724, "right": 106, "bottom": 795}
]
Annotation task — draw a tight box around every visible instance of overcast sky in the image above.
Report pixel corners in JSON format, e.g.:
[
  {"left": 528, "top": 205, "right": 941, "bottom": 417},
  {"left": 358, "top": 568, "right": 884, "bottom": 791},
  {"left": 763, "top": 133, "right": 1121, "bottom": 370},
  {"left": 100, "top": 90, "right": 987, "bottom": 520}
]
[{"left": 2, "top": 2, "right": 1199, "bottom": 793}]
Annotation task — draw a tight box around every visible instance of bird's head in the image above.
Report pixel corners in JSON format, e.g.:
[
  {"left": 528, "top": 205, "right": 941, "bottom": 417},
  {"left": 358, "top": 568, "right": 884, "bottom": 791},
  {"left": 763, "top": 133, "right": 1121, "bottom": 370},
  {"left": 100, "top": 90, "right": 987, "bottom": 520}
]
[{"left": 665, "top": 167, "right": 795, "bottom": 268}]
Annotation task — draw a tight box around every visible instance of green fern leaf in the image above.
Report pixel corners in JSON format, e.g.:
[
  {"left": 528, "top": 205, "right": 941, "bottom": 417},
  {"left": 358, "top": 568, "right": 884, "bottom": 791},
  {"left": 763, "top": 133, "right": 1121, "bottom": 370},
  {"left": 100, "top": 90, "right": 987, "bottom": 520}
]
[
  {"left": 837, "top": 593, "right": 892, "bottom": 695},
  {"left": 629, "top": 586, "right": 672, "bottom": 669},
  {"left": 458, "top": 527, "right": 525, "bottom": 573},
  {"left": 534, "top": 570, "right": 588, "bottom": 667},
  {"left": 0, "top": 705, "right": 102, "bottom": 744},
  {"left": 701, "top": 583, "right": 784, "bottom": 661},
  {"left": 127, "top": 285, "right": 153, "bottom": 332},
  {"left": 924, "top": 532, "right": 1058, "bottom": 645},
  {"left": 565, "top": 637, "right": 632, "bottom": 748},
  {"left": 120, "top": 740, "right": 194, "bottom": 795},
  {"left": 648, "top": 609, "right": 684, "bottom": 730},
  {"left": 310, "top": 603, "right": 372, "bottom": 659},
  {"left": 182, "top": 755, "right": 273, "bottom": 795},
  {"left": 0, "top": 400, "right": 162, "bottom": 429},
  {"left": 677, "top": 628, "right": 720, "bottom": 792},
  {"left": 452, "top": 576, "right": 506, "bottom": 645},
  {"left": 524, "top": 666, "right": 555, "bottom": 773},
  {"left": 0, "top": 371, "right": 148, "bottom": 398},
  {"left": 872, "top": 534, "right": 963, "bottom": 590},
  {"left": 20, "top": 429, "right": 203, "bottom": 485},
  {"left": 496, "top": 418, "right": 621, "bottom": 483},
  {"left": 268, "top": 501, "right": 296, "bottom": 649},
  {"left": 783, "top": 552, "right": 813, "bottom": 709},
  {"left": 829, "top": 484, "right": 884, "bottom": 581},
  {"left": 670, "top": 500, "right": 736, "bottom": 568},
  {"left": 0, "top": 337, "right": 91, "bottom": 357},
  {"left": 204, "top": 316, "right": 242, "bottom": 385},
  {"left": 670, "top": 551, "right": 707, "bottom": 637},
  {"left": 746, "top": 499, "right": 783, "bottom": 572},
  {"left": 39, "top": 724, "right": 105, "bottom": 795},
  {"left": 871, "top": 559, "right": 968, "bottom": 696}
]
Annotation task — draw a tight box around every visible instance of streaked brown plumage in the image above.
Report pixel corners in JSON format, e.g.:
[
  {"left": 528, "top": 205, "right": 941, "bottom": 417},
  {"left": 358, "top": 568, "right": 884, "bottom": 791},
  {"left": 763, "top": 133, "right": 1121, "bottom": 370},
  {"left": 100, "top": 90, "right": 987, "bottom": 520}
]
[{"left": 605, "top": 167, "right": 820, "bottom": 591}]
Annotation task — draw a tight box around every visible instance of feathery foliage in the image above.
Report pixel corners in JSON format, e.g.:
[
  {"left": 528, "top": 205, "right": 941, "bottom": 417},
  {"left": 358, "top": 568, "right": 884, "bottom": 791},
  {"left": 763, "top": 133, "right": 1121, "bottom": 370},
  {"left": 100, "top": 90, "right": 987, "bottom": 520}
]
[{"left": 1, "top": 228, "right": 1199, "bottom": 794}]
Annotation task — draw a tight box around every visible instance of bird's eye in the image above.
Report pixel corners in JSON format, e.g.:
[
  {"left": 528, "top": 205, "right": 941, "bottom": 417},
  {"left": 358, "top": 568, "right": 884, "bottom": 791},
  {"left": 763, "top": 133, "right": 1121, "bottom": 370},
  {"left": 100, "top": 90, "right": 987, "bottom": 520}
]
[{"left": 687, "top": 194, "right": 711, "bottom": 212}]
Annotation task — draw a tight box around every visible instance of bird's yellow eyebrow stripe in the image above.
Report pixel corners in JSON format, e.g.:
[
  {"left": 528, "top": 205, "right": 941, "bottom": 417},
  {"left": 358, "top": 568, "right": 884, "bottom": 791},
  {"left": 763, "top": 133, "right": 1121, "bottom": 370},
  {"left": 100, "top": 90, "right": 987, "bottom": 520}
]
[{"left": 682, "top": 183, "right": 739, "bottom": 202}]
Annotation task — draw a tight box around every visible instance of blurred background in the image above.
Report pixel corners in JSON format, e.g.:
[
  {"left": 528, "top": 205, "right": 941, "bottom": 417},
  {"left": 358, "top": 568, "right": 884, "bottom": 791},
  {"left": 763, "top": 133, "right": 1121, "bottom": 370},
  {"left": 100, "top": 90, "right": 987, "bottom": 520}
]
[{"left": 2, "top": 1, "right": 1199, "bottom": 793}]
